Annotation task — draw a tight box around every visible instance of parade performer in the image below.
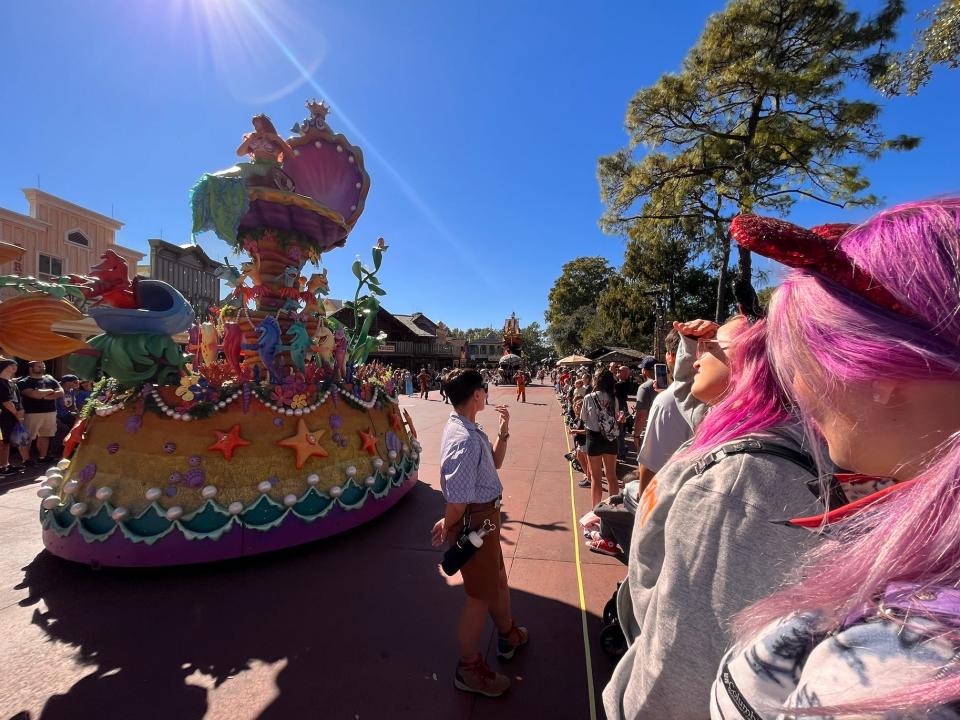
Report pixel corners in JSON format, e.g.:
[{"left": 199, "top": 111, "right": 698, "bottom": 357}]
[{"left": 515, "top": 369, "right": 526, "bottom": 403}]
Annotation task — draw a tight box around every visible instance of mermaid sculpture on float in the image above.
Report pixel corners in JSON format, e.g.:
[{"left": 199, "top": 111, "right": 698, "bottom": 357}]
[{"left": 37, "top": 99, "right": 420, "bottom": 567}]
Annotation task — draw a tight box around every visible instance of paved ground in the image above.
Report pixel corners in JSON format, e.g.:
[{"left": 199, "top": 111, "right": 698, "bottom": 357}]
[{"left": 0, "top": 384, "right": 626, "bottom": 720}]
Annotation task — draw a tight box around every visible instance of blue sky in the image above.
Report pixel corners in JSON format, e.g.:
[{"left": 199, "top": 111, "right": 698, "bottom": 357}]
[{"left": 1, "top": 0, "right": 956, "bottom": 330}]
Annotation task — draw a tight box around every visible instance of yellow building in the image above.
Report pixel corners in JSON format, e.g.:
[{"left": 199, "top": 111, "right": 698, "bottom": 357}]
[{"left": 0, "top": 189, "right": 145, "bottom": 374}]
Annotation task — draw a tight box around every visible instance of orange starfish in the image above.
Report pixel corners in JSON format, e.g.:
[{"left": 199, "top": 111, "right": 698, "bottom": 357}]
[
  {"left": 277, "top": 418, "right": 329, "bottom": 469},
  {"left": 358, "top": 427, "right": 379, "bottom": 456},
  {"left": 208, "top": 424, "right": 251, "bottom": 461}
]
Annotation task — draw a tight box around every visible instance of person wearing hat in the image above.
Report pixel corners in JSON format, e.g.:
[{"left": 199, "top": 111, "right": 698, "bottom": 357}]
[
  {"left": 0, "top": 358, "right": 27, "bottom": 475},
  {"left": 632, "top": 356, "right": 658, "bottom": 451}
]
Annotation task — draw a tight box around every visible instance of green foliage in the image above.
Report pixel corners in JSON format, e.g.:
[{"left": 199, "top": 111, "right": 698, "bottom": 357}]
[
  {"left": 873, "top": 0, "right": 959, "bottom": 95},
  {"left": 544, "top": 257, "right": 618, "bottom": 355},
  {"left": 446, "top": 326, "right": 497, "bottom": 342},
  {"left": 519, "top": 322, "right": 551, "bottom": 365},
  {"left": 69, "top": 334, "right": 188, "bottom": 388},
  {"left": 598, "top": 0, "right": 920, "bottom": 299},
  {"left": 344, "top": 242, "right": 389, "bottom": 365}
]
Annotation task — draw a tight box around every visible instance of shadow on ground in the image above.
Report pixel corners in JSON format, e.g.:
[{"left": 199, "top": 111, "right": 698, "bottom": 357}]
[{"left": 8, "top": 480, "right": 608, "bottom": 720}]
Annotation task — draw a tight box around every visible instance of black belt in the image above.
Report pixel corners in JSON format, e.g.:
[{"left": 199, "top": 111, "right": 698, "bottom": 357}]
[{"left": 466, "top": 496, "right": 501, "bottom": 512}]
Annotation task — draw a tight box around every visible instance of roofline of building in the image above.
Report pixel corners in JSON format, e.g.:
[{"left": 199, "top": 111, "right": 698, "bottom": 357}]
[
  {"left": 0, "top": 205, "right": 48, "bottom": 231},
  {"left": 22, "top": 188, "right": 125, "bottom": 230},
  {"left": 148, "top": 237, "right": 220, "bottom": 268},
  {"left": 108, "top": 243, "right": 146, "bottom": 262}
]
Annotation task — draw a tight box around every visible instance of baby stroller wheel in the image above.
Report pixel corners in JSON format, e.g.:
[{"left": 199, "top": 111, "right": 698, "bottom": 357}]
[
  {"left": 599, "top": 622, "right": 627, "bottom": 660},
  {"left": 603, "top": 596, "right": 618, "bottom": 626}
]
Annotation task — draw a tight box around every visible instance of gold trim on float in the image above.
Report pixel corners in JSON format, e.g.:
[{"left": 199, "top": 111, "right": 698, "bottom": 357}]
[{"left": 246, "top": 188, "right": 348, "bottom": 228}]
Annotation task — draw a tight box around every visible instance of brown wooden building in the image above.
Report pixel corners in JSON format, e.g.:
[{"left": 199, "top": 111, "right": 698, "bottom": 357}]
[{"left": 330, "top": 307, "right": 457, "bottom": 370}]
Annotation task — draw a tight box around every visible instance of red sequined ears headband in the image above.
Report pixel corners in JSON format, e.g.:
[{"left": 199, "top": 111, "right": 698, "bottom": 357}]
[{"left": 729, "top": 214, "right": 913, "bottom": 319}]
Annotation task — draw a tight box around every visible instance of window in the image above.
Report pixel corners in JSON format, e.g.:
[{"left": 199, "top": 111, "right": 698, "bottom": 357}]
[
  {"left": 39, "top": 253, "right": 64, "bottom": 280},
  {"left": 66, "top": 230, "right": 89, "bottom": 247}
]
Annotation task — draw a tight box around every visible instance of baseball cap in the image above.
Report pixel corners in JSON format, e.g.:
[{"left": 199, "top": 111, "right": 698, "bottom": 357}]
[{"left": 641, "top": 356, "right": 657, "bottom": 371}]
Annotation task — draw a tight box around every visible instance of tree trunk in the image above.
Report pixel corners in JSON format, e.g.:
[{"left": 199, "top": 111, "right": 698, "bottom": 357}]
[
  {"left": 737, "top": 245, "right": 752, "bottom": 302},
  {"left": 714, "top": 240, "right": 731, "bottom": 323}
]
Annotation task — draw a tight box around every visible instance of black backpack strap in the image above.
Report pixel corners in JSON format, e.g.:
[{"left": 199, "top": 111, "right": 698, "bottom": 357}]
[{"left": 694, "top": 439, "right": 848, "bottom": 508}]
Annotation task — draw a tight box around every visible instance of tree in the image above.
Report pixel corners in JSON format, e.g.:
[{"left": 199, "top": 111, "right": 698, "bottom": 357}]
[
  {"left": 519, "top": 322, "right": 551, "bottom": 365},
  {"left": 873, "top": 0, "right": 960, "bottom": 95},
  {"left": 544, "top": 257, "right": 617, "bottom": 354},
  {"left": 599, "top": 0, "right": 919, "bottom": 317},
  {"left": 580, "top": 276, "right": 655, "bottom": 353}
]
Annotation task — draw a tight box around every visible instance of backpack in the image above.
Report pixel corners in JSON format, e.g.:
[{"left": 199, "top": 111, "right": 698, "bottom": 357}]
[{"left": 591, "top": 392, "right": 619, "bottom": 442}]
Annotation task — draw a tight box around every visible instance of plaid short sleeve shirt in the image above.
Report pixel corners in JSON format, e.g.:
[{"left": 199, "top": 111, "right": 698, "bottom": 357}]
[{"left": 439, "top": 413, "right": 503, "bottom": 504}]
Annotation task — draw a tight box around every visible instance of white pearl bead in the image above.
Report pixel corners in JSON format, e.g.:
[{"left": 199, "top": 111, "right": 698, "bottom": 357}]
[
  {"left": 306, "top": 474, "right": 320, "bottom": 485},
  {"left": 201, "top": 485, "right": 218, "bottom": 499},
  {"left": 57, "top": 459, "right": 70, "bottom": 470},
  {"left": 37, "top": 486, "right": 54, "bottom": 499},
  {"left": 348, "top": 155, "right": 355, "bottom": 163},
  {"left": 336, "top": 145, "right": 343, "bottom": 153},
  {"left": 69, "top": 502, "right": 88, "bottom": 517},
  {"left": 42, "top": 496, "right": 61, "bottom": 510},
  {"left": 63, "top": 479, "right": 79, "bottom": 494},
  {"left": 228, "top": 501, "right": 244, "bottom": 515},
  {"left": 111, "top": 507, "right": 128, "bottom": 521},
  {"left": 388, "top": 450, "right": 397, "bottom": 460},
  {"left": 373, "top": 458, "right": 384, "bottom": 469},
  {"left": 285, "top": 408, "right": 294, "bottom": 416},
  {"left": 350, "top": 205, "right": 357, "bottom": 211},
  {"left": 217, "top": 402, "right": 226, "bottom": 409},
  {"left": 328, "top": 485, "right": 342, "bottom": 498},
  {"left": 355, "top": 182, "right": 361, "bottom": 189},
  {"left": 283, "top": 493, "right": 298, "bottom": 507},
  {"left": 96, "top": 487, "right": 113, "bottom": 501},
  {"left": 145, "top": 488, "right": 162, "bottom": 502},
  {"left": 364, "top": 476, "right": 375, "bottom": 487},
  {"left": 294, "top": 408, "right": 303, "bottom": 416},
  {"left": 314, "top": 141, "right": 322, "bottom": 148},
  {"left": 165, "top": 506, "right": 183, "bottom": 521},
  {"left": 258, "top": 480, "right": 273, "bottom": 493},
  {"left": 46, "top": 467, "right": 63, "bottom": 478},
  {"left": 402, "top": 444, "right": 409, "bottom": 453},
  {"left": 165, "top": 409, "right": 175, "bottom": 417},
  {"left": 387, "top": 467, "right": 396, "bottom": 476},
  {"left": 173, "top": 413, "right": 182, "bottom": 421},
  {"left": 345, "top": 465, "right": 357, "bottom": 476}
]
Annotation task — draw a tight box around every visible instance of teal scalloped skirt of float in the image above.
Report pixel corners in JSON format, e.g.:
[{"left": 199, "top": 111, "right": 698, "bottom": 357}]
[{"left": 190, "top": 173, "right": 249, "bottom": 244}]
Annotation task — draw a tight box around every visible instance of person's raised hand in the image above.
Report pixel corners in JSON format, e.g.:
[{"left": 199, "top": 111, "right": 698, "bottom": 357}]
[
  {"left": 673, "top": 319, "right": 719, "bottom": 339},
  {"left": 495, "top": 405, "right": 510, "bottom": 436}
]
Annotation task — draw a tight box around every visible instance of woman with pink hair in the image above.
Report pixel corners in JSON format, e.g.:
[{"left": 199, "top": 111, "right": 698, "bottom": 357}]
[
  {"left": 603, "top": 298, "right": 840, "bottom": 717},
  {"left": 712, "top": 199, "right": 960, "bottom": 718}
]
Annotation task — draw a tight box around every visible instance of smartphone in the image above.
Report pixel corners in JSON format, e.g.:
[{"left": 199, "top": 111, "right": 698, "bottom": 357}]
[{"left": 654, "top": 363, "right": 669, "bottom": 390}]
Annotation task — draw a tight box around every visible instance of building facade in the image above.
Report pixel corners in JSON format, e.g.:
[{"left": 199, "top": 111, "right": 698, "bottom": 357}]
[
  {"left": 330, "top": 307, "right": 457, "bottom": 370},
  {"left": 0, "top": 189, "right": 145, "bottom": 374},
  {"left": 0, "top": 189, "right": 143, "bottom": 286},
  {"left": 467, "top": 332, "right": 504, "bottom": 365},
  {"left": 147, "top": 239, "right": 222, "bottom": 319}
]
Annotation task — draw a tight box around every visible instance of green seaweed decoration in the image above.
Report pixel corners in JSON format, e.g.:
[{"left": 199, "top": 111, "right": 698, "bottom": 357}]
[
  {"left": 69, "top": 334, "right": 189, "bottom": 388},
  {"left": 341, "top": 239, "right": 388, "bottom": 365},
  {"left": 0, "top": 275, "right": 88, "bottom": 305}
]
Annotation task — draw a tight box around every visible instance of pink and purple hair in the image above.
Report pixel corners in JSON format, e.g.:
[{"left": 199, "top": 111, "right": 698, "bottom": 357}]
[{"left": 735, "top": 198, "right": 960, "bottom": 715}]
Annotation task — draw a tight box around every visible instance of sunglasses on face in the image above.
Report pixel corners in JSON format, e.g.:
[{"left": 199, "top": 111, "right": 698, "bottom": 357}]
[{"left": 695, "top": 338, "right": 733, "bottom": 360}]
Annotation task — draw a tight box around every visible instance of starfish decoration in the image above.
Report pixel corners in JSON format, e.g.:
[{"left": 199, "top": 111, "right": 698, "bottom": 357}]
[
  {"left": 358, "top": 427, "right": 379, "bottom": 456},
  {"left": 277, "top": 418, "right": 329, "bottom": 469},
  {"left": 208, "top": 424, "right": 251, "bottom": 461}
]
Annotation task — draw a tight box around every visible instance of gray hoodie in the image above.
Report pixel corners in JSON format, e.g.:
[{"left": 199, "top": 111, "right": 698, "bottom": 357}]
[{"left": 602, "top": 336, "right": 826, "bottom": 720}]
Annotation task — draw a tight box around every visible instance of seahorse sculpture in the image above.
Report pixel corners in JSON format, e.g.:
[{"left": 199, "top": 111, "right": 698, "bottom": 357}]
[
  {"left": 255, "top": 316, "right": 282, "bottom": 384},
  {"left": 286, "top": 322, "right": 313, "bottom": 373}
]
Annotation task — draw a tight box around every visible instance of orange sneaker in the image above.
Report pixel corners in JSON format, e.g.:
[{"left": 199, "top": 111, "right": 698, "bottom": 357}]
[
  {"left": 454, "top": 655, "right": 510, "bottom": 697},
  {"left": 497, "top": 621, "right": 529, "bottom": 660}
]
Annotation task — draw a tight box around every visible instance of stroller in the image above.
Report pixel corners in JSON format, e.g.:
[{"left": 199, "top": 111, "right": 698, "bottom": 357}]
[{"left": 583, "top": 481, "right": 640, "bottom": 661}]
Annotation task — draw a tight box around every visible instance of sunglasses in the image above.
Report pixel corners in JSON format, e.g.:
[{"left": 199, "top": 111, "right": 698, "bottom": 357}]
[{"left": 695, "top": 338, "right": 733, "bottom": 360}]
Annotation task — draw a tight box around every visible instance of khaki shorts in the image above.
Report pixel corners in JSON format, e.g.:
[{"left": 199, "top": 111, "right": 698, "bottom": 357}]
[
  {"left": 25, "top": 412, "right": 57, "bottom": 439},
  {"left": 458, "top": 506, "right": 505, "bottom": 606}
]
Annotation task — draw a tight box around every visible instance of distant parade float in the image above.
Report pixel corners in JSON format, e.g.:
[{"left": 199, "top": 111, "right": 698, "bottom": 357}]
[
  {"left": 497, "top": 313, "right": 523, "bottom": 384},
  {"left": 27, "top": 100, "right": 420, "bottom": 567}
]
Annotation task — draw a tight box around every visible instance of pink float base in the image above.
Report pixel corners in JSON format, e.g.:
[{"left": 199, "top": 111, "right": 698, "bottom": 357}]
[{"left": 42, "top": 472, "right": 418, "bottom": 568}]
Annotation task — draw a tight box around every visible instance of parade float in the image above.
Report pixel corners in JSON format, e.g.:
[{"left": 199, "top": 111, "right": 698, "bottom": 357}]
[
  {"left": 34, "top": 100, "right": 421, "bottom": 567},
  {"left": 497, "top": 313, "right": 523, "bottom": 384}
]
